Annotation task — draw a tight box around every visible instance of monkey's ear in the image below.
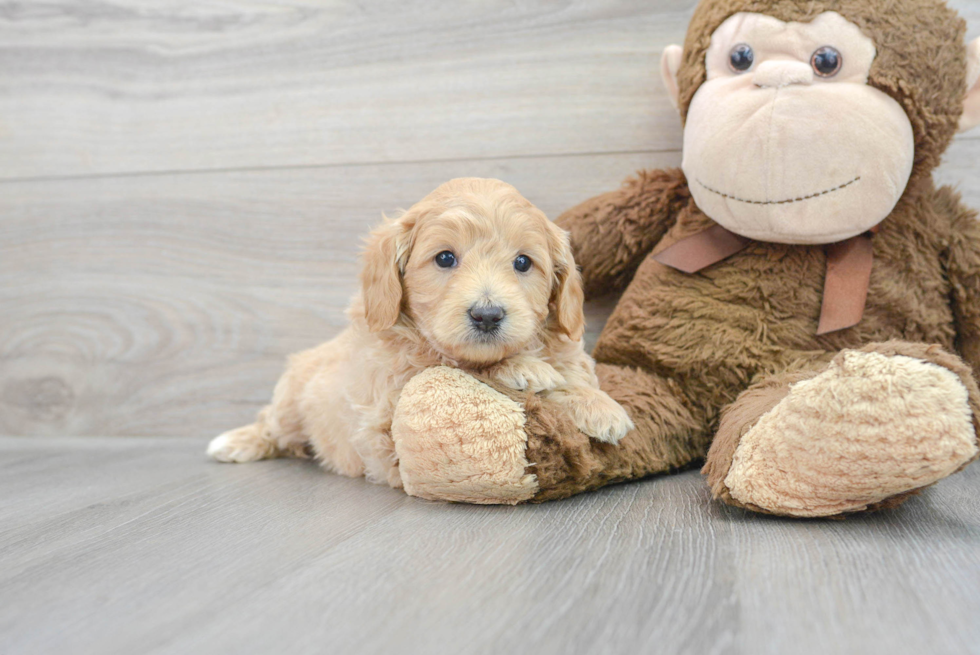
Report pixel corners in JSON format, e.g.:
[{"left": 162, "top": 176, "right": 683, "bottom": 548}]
[
  {"left": 661, "top": 44, "right": 683, "bottom": 112},
  {"left": 960, "top": 37, "right": 980, "bottom": 133}
]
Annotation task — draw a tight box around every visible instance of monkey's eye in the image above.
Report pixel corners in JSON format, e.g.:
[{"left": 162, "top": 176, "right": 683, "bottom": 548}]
[
  {"left": 811, "top": 46, "right": 842, "bottom": 77},
  {"left": 513, "top": 255, "right": 532, "bottom": 273},
  {"left": 435, "top": 251, "right": 457, "bottom": 268},
  {"left": 729, "top": 44, "right": 754, "bottom": 72}
]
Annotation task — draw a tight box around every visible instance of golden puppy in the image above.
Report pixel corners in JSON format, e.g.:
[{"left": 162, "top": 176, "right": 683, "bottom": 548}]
[{"left": 207, "top": 178, "right": 632, "bottom": 487}]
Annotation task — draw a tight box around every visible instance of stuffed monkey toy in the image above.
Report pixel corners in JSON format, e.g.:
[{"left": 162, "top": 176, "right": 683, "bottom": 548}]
[{"left": 391, "top": 0, "right": 980, "bottom": 517}]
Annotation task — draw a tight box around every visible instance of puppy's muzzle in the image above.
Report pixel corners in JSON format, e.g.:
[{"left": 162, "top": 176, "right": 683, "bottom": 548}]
[{"left": 469, "top": 305, "right": 505, "bottom": 333}]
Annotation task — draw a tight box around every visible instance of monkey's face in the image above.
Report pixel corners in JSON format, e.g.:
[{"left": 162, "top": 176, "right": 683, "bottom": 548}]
[{"left": 681, "top": 12, "right": 915, "bottom": 245}]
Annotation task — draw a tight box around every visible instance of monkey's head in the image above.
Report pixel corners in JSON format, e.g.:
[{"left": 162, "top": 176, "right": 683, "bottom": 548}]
[{"left": 661, "top": 0, "right": 980, "bottom": 244}]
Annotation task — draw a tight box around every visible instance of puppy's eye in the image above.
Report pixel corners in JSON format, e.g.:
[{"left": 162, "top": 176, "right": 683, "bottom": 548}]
[
  {"left": 513, "top": 255, "right": 532, "bottom": 273},
  {"left": 729, "top": 43, "right": 754, "bottom": 72},
  {"left": 811, "top": 46, "right": 842, "bottom": 77},
  {"left": 434, "top": 251, "right": 456, "bottom": 268}
]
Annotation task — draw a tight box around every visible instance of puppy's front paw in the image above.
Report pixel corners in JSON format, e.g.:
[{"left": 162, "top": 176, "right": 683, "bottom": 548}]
[
  {"left": 491, "top": 356, "right": 567, "bottom": 394},
  {"left": 561, "top": 390, "right": 634, "bottom": 444}
]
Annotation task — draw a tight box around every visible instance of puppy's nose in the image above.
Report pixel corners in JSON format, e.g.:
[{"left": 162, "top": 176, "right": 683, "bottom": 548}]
[{"left": 469, "top": 305, "right": 505, "bottom": 332}]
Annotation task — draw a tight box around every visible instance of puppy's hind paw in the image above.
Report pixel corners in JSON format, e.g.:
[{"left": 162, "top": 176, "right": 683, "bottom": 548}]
[
  {"left": 491, "top": 356, "right": 567, "bottom": 394},
  {"left": 207, "top": 424, "right": 278, "bottom": 463}
]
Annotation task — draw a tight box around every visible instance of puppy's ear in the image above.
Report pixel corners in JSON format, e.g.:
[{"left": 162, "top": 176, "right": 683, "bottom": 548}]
[
  {"left": 361, "top": 214, "right": 414, "bottom": 332},
  {"left": 548, "top": 223, "right": 585, "bottom": 341}
]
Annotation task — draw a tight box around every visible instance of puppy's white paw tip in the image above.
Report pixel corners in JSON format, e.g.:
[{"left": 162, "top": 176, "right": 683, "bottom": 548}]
[
  {"left": 206, "top": 434, "right": 232, "bottom": 460},
  {"left": 207, "top": 429, "right": 270, "bottom": 463},
  {"left": 580, "top": 408, "right": 633, "bottom": 445}
]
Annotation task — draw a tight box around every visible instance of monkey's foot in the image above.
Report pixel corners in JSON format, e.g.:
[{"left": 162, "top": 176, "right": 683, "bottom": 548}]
[
  {"left": 392, "top": 366, "right": 538, "bottom": 504},
  {"left": 711, "top": 347, "right": 979, "bottom": 517}
]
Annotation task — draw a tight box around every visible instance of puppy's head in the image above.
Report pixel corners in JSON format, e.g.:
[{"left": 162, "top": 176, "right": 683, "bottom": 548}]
[{"left": 360, "top": 178, "right": 584, "bottom": 366}]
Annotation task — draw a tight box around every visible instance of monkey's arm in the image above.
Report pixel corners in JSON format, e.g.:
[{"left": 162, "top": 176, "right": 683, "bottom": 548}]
[
  {"left": 555, "top": 168, "right": 689, "bottom": 299},
  {"left": 946, "top": 195, "right": 980, "bottom": 377}
]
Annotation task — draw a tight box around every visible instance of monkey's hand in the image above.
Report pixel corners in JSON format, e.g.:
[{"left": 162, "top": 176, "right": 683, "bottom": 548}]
[{"left": 555, "top": 168, "right": 689, "bottom": 298}]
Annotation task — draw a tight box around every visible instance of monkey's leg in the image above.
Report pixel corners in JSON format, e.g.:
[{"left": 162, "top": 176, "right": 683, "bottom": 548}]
[
  {"left": 704, "top": 342, "right": 980, "bottom": 518},
  {"left": 524, "top": 363, "right": 711, "bottom": 502},
  {"left": 391, "top": 364, "right": 713, "bottom": 504}
]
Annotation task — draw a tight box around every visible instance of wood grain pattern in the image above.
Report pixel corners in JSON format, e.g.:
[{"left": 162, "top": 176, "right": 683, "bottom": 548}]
[
  {"left": 2, "top": 4, "right": 980, "bottom": 654},
  {"left": 0, "top": 0, "right": 695, "bottom": 180},
  {"left": 3, "top": 137, "right": 980, "bottom": 438},
  {"left": 3, "top": 139, "right": 980, "bottom": 438},
  {"left": 1, "top": 2, "right": 979, "bottom": 437},
  {"left": 0, "top": 151, "right": 677, "bottom": 437},
  {"left": 1, "top": 436, "right": 979, "bottom": 655},
  {"left": 3, "top": 1, "right": 975, "bottom": 181}
]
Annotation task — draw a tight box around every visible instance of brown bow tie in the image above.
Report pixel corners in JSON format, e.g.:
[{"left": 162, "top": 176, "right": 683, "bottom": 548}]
[{"left": 652, "top": 224, "right": 875, "bottom": 335}]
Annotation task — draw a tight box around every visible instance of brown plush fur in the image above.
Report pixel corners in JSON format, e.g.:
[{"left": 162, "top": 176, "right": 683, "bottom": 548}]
[
  {"left": 521, "top": 174, "right": 980, "bottom": 507},
  {"left": 381, "top": 0, "right": 980, "bottom": 515},
  {"left": 507, "top": 0, "right": 980, "bottom": 512}
]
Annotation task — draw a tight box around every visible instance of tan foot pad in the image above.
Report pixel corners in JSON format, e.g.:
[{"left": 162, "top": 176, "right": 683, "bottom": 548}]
[
  {"left": 725, "top": 351, "right": 978, "bottom": 517},
  {"left": 392, "top": 367, "right": 538, "bottom": 504}
]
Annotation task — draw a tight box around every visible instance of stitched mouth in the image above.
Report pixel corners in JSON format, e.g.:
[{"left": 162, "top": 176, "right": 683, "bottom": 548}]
[{"left": 696, "top": 176, "right": 860, "bottom": 206}]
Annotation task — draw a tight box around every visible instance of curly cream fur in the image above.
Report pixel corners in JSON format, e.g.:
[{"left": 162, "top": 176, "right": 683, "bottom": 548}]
[{"left": 208, "top": 178, "right": 630, "bottom": 486}]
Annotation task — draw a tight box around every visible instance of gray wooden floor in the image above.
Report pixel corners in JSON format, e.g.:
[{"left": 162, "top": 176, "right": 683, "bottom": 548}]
[
  {"left": 3, "top": 1, "right": 980, "bottom": 654},
  {"left": 3, "top": 437, "right": 980, "bottom": 655}
]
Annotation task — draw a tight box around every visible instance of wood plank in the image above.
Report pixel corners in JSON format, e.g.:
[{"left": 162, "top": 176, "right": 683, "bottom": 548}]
[
  {"left": 3, "top": 1, "right": 975, "bottom": 181},
  {"left": 4, "top": 138, "right": 980, "bottom": 438},
  {"left": 936, "top": 135, "right": 980, "bottom": 210},
  {"left": 0, "top": 0, "right": 696, "bottom": 180},
  {"left": 0, "top": 151, "right": 678, "bottom": 437},
  {"left": 1, "top": 436, "right": 979, "bottom": 655}
]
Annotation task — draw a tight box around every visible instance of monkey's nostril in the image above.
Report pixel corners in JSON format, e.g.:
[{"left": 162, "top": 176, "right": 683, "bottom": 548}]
[
  {"left": 469, "top": 305, "right": 506, "bottom": 332},
  {"left": 752, "top": 60, "right": 814, "bottom": 88}
]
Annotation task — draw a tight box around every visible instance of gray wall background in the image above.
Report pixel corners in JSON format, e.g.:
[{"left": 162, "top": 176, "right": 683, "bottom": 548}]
[{"left": 2, "top": 0, "right": 978, "bottom": 437}]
